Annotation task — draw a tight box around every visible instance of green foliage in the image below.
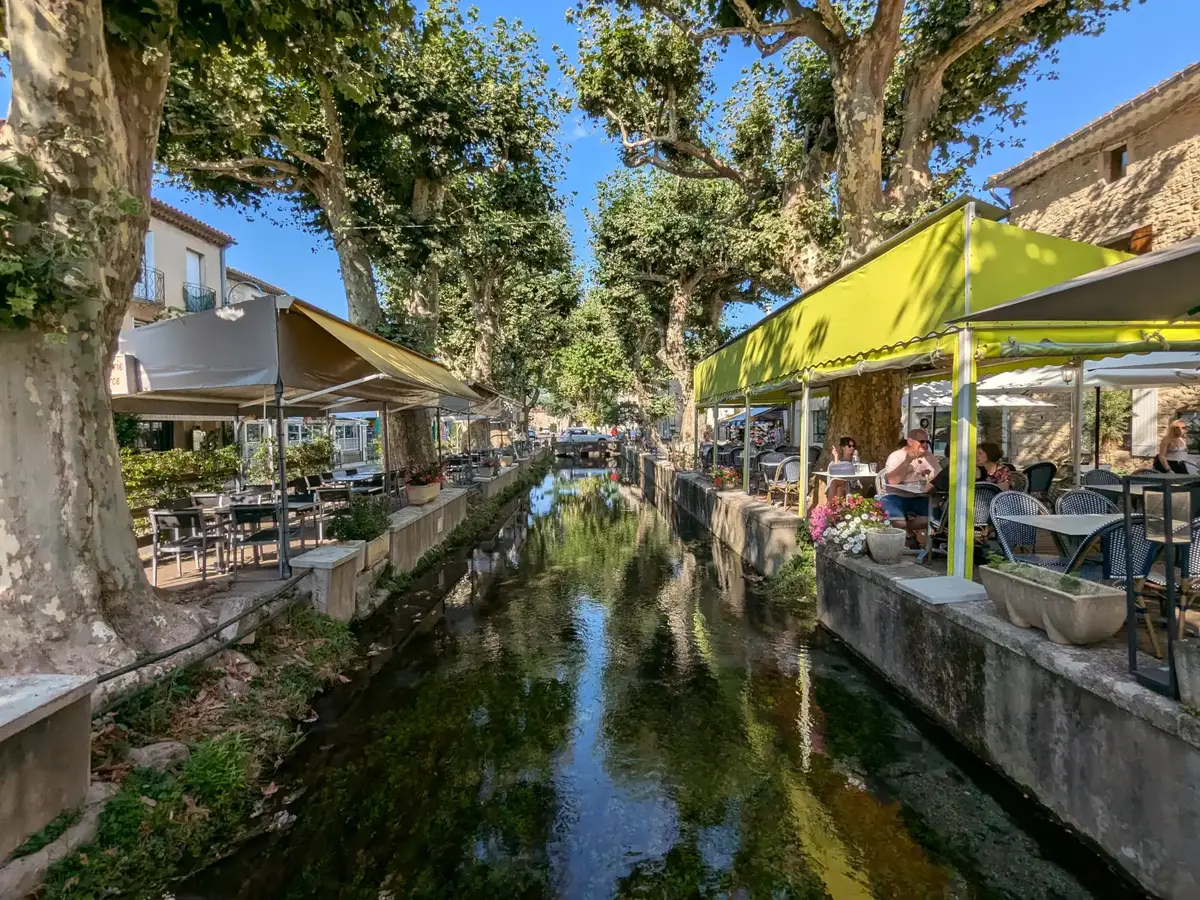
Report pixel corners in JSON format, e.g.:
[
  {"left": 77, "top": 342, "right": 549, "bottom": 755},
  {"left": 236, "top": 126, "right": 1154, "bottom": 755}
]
[
  {"left": 112, "top": 413, "right": 141, "bottom": 449},
  {"left": 49, "top": 608, "right": 358, "bottom": 898},
  {"left": 0, "top": 153, "right": 137, "bottom": 330},
  {"left": 247, "top": 436, "right": 334, "bottom": 483},
  {"left": 121, "top": 446, "right": 240, "bottom": 510},
  {"left": 8, "top": 808, "right": 82, "bottom": 860},
  {"left": 327, "top": 495, "right": 391, "bottom": 542},
  {"left": 552, "top": 291, "right": 631, "bottom": 426},
  {"left": 1084, "top": 389, "right": 1133, "bottom": 451}
]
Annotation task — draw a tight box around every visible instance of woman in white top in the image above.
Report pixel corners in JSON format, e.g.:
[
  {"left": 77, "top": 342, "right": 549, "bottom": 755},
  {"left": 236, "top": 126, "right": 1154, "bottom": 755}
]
[{"left": 1155, "top": 419, "right": 1191, "bottom": 475}]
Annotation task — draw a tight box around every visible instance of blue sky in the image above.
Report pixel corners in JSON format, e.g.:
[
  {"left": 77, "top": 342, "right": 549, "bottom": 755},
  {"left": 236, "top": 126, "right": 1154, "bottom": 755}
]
[{"left": 4, "top": 1, "right": 1199, "bottom": 325}]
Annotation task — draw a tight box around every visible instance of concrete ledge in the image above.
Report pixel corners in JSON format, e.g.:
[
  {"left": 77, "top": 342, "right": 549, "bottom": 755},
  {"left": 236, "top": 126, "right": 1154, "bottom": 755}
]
[
  {"left": 0, "top": 675, "right": 96, "bottom": 860},
  {"left": 389, "top": 487, "right": 468, "bottom": 574},
  {"left": 474, "top": 465, "right": 520, "bottom": 501},
  {"left": 292, "top": 544, "right": 363, "bottom": 622},
  {"left": 621, "top": 447, "right": 800, "bottom": 576},
  {"left": 817, "top": 550, "right": 1200, "bottom": 898}
]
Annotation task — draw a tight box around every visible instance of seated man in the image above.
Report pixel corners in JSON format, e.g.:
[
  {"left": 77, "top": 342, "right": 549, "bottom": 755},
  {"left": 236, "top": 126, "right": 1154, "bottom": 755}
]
[{"left": 879, "top": 428, "right": 940, "bottom": 545}]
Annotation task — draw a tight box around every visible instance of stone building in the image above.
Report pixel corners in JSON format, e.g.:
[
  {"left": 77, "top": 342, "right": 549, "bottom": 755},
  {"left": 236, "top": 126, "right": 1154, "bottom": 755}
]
[{"left": 986, "top": 61, "right": 1200, "bottom": 469}]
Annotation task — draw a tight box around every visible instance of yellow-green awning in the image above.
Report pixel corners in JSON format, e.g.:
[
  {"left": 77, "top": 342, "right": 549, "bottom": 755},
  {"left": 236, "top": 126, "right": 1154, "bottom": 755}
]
[{"left": 693, "top": 198, "right": 1131, "bottom": 407}]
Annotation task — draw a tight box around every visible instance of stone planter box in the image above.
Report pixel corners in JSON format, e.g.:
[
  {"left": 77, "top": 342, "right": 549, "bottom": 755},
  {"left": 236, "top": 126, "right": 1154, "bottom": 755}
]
[
  {"left": 1175, "top": 640, "right": 1200, "bottom": 707},
  {"left": 407, "top": 482, "right": 441, "bottom": 506},
  {"left": 477, "top": 465, "right": 498, "bottom": 479},
  {"left": 499, "top": 454, "right": 514, "bottom": 467},
  {"left": 979, "top": 565, "right": 1125, "bottom": 645},
  {"left": 865, "top": 527, "right": 906, "bottom": 565},
  {"left": 365, "top": 532, "right": 389, "bottom": 569}
]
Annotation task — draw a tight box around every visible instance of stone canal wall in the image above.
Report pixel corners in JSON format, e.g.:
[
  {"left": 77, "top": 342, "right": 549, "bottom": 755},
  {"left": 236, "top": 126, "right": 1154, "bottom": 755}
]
[
  {"left": 620, "top": 448, "right": 801, "bottom": 577},
  {"left": 817, "top": 551, "right": 1200, "bottom": 899}
]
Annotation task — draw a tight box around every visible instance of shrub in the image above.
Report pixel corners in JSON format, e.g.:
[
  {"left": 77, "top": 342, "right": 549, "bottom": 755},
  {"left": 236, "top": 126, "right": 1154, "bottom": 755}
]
[
  {"left": 327, "top": 495, "right": 390, "bottom": 542},
  {"left": 121, "top": 446, "right": 240, "bottom": 510},
  {"left": 247, "top": 436, "right": 334, "bottom": 483},
  {"left": 408, "top": 464, "right": 446, "bottom": 486}
]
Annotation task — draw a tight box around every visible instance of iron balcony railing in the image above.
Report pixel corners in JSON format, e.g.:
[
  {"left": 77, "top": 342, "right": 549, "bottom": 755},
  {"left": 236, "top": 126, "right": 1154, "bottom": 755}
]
[
  {"left": 132, "top": 266, "right": 165, "bottom": 304},
  {"left": 182, "top": 282, "right": 217, "bottom": 312}
]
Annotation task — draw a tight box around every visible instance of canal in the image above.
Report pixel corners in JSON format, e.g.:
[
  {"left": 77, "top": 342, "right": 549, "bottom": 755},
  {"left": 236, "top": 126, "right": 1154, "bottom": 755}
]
[{"left": 185, "top": 465, "right": 1143, "bottom": 899}]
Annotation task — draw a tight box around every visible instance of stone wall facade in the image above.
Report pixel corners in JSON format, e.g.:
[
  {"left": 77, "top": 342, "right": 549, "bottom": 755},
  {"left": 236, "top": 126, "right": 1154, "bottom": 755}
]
[{"left": 1006, "top": 94, "right": 1200, "bottom": 250}]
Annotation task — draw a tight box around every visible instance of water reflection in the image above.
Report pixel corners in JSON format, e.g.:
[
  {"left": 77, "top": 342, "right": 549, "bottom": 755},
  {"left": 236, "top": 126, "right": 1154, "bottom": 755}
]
[{"left": 191, "top": 468, "right": 1133, "bottom": 900}]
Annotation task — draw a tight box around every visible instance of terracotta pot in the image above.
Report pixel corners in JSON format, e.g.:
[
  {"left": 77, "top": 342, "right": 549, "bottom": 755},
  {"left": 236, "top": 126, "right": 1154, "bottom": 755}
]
[{"left": 407, "top": 482, "right": 441, "bottom": 506}]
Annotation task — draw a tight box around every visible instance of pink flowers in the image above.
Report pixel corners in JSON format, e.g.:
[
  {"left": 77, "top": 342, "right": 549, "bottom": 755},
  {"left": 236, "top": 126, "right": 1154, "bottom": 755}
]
[{"left": 807, "top": 494, "right": 889, "bottom": 554}]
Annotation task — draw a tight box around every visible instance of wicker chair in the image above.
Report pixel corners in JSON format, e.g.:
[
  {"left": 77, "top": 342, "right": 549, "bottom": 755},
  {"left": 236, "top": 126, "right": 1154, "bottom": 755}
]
[
  {"left": 992, "top": 491, "right": 1070, "bottom": 568},
  {"left": 1081, "top": 468, "right": 1121, "bottom": 486},
  {"left": 1008, "top": 470, "right": 1029, "bottom": 493},
  {"left": 1056, "top": 488, "right": 1119, "bottom": 516},
  {"left": 766, "top": 457, "right": 802, "bottom": 510}
]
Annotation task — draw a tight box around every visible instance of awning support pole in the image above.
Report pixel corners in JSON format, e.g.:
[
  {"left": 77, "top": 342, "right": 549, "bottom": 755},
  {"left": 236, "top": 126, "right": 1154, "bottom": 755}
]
[
  {"left": 744, "top": 396, "right": 753, "bottom": 495},
  {"left": 466, "top": 402, "right": 474, "bottom": 482},
  {"left": 436, "top": 408, "right": 443, "bottom": 470},
  {"left": 233, "top": 415, "right": 244, "bottom": 489},
  {"left": 274, "top": 378, "right": 291, "bottom": 579},
  {"left": 1093, "top": 385, "right": 1102, "bottom": 470},
  {"left": 381, "top": 403, "right": 391, "bottom": 497},
  {"left": 905, "top": 378, "right": 914, "bottom": 434},
  {"left": 1072, "top": 360, "right": 1085, "bottom": 485},
  {"left": 948, "top": 329, "right": 978, "bottom": 580},
  {"left": 692, "top": 403, "right": 700, "bottom": 471},
  {"left": 799, "top": 378, "right": 811, "bottom": 516}
]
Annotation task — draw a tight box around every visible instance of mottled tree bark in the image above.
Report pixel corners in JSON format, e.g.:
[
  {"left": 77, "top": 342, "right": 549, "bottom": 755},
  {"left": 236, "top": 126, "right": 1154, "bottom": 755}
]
[
  {"left": 659, "top": 278, "right": 698, "bottom": 450},
  {"left": 821, "top": 370, "right": 906, "bottom": 472},
  {"left": 0, "top": 0, "right": 205, "bottom": 672}
]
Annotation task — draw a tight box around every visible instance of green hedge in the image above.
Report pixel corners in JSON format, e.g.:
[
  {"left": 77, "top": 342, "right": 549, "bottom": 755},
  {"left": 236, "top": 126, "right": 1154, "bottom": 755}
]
[
  {"left": 247, "top": 436, "right": 335, "bottom": 483},
  {"left": 121, "top": 447, "right": 241, "bottom": 511}
]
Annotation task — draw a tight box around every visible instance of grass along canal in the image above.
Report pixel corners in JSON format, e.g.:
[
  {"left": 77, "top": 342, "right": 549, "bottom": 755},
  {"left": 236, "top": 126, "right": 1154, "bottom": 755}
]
[{"left": 179, "top": 466, "right": 1145, "bottom": 899}]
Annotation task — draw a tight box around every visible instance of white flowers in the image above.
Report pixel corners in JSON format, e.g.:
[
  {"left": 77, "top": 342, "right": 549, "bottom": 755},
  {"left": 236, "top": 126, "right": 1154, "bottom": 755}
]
[{"left": 825, "top": 518, "right": 869, "bottom": 554}]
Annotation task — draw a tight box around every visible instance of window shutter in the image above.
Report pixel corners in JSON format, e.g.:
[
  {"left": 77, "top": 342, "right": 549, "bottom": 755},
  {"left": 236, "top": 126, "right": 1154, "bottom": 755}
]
[
  {"left": 1131, "top": 388, "right": 1159, "bottom": 457},
  {"left": 1130, "top": 225, "right": 1155, "bottom": 255}
]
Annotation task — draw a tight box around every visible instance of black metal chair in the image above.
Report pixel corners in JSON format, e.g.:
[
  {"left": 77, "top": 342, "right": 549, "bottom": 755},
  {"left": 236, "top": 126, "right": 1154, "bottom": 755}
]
[
  {"left": 992, "top": 491, "right": 1070, "bottom": 569},
  {"left": 148, "top": 509, "right": 220, "bottom": 585},
  {"left": 1022, "top": 462, "right": 1057, "bottom": 500},
  {"left": 229, "top": 505, "right": 291, "bottom": 571},
  {"left": 1056, "top": 488, "right": 1119, "bottom": 516},
  {"left": 304, "top": 474, "right": 324, "bottom": 491},
  {"left": 1081, "top": 468, "right": 1120, "bottom": 486}
]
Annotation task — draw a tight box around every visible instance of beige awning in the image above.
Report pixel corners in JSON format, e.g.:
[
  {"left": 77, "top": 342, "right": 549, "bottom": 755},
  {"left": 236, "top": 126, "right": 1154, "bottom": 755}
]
[{"left": 110, "top": 294, "right": 480, "bottom": 416}]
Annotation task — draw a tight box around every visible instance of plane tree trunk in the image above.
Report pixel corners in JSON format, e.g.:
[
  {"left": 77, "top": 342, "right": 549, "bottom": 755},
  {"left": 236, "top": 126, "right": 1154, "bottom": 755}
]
[{"left": 0, "top": 0, "right": 205, "bottom": 673}]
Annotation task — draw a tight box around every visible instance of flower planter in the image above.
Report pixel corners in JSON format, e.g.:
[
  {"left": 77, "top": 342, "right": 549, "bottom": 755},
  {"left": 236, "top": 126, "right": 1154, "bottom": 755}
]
[
  {"left": 1174, "top": 640, "right": 1200, "bottom": 707},
  {"left": 865, "top": 528, "right": 906, "bottom": 565},
  {"left": 499, "top": 454, "right": 514, "bottom": 468},
  {"left": 366, "top": 532, "right": 389, "bottom": 569},
  {"left": 979, "top": 565, "right": 1125, "bottom": 645},
  {"left": 477, "top": 465, "right": 497, "bottom": 479},
  {"left": 407, "top": 482, "right": 441, "bottom": 506}
]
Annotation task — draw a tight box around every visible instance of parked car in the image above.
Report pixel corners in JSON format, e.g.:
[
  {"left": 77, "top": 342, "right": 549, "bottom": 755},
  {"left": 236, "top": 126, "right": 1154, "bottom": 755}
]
[{"left": 556, "top": 427, "right": 609, "bottom": 454}]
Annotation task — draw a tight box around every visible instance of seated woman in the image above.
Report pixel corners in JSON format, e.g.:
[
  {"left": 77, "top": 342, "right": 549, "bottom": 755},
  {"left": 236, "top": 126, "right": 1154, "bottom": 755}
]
[
  {"left": 1155, "top": 419, "right": 1191, "bottom": 474},
  {"left": 976, "top": 442, "right": 1014, "bottom": 490},
  {"left": 826, "top": 436, "right": 858, "bottom": 501}
]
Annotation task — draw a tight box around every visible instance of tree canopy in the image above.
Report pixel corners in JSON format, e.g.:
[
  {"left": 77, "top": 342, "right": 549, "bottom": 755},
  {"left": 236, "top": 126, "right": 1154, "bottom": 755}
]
[{"left": 571, "top": 0, "right": 1133, "bottom": 273}]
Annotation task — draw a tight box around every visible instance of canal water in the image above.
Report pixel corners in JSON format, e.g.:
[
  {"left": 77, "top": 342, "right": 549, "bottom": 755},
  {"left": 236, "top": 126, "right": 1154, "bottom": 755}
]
[{"left": 186, "top": 466, "right": 1143, "bottom": 900}]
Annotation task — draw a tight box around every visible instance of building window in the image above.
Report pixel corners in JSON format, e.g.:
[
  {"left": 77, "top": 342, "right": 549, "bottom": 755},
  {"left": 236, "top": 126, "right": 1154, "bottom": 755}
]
[
  {"left": 1107, "top": 144, "right": 1128, "bottom": 182},
  {"left": 1102, "top": 224, "right": 1154, "bottom": 255},
  {"left": 811, "top": 409, "right": 828, "bottom": 445},
  {"left": 244, "top": 423, "right": 264, "bottom": 444}
]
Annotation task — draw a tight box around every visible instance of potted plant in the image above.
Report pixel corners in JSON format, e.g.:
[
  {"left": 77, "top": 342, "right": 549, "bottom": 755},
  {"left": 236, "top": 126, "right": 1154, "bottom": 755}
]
[
  {"left": 476, "top": 457, "right": 498, "bottom": 478},
  {"left": 978, "top": 561, "right": 1125, "bottom": 645},
  {"left": 327, "top": 496, "right": 391, "bottom": 567},
  {"left": 865, "top": 525, "right": 907, "bottom": 565},
  {"left": 407, "top": 465, "right": 446, "bottom": 506},
  {"left": 499, "top": 448, "right": 514, "bottom": 467},
  {"left": 713, "top": 465, "right": 740, "bottom": 490},
  {"left": 807, "top": 495, "right": 889, "bottom": 557}
]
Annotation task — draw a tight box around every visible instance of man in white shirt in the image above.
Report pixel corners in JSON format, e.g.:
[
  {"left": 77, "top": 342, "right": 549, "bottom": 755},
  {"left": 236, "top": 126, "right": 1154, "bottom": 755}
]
[{"left": 878, "top": 428, "right": 940, "bottom": 541}]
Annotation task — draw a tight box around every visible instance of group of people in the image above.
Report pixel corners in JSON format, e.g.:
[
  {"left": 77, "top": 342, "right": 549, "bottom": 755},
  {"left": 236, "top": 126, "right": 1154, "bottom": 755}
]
[{"left": 826, "top": 428, "right": 1018, "bottom": 547}]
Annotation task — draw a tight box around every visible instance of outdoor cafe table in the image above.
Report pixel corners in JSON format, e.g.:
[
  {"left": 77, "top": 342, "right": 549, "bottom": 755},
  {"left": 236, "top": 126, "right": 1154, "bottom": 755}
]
[
  {"left": 332, "top": 472, "right": 382, "bottom": 484},
  {"left": 195, "top": 501, "right": 320, "bottom": 553},
  {"left": 993, "top": 513, "right": 1121, "bottom": 537}
]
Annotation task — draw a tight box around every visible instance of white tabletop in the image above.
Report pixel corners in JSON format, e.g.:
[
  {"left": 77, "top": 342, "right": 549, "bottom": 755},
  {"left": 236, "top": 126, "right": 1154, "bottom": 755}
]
[
  {"left": 994, "top": 513, "right": 1120, "bottom": 536},
  {"left": 1090, "top": 483, "right": 1145, "bottom": 496},
  {"left": 813, "top": 470, "right": 876, "bottom": 480}
]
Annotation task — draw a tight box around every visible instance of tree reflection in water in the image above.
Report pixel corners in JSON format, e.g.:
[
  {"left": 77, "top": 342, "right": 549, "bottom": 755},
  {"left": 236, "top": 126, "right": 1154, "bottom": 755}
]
[{"left": 202, "top": 469, "right": 1108, "bottom": 900}]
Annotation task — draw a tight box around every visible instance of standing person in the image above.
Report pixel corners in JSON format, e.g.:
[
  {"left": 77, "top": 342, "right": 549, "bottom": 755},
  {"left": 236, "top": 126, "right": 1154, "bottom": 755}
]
[
  {"left": 879, "top": 429, "right": 940, "bottom": 544},
  {"left": 1155, "top": 419, "right": 1191, "bottom": 474},
  {"left": 610, "top": 425, "right": 618, "bottom": 440}
]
